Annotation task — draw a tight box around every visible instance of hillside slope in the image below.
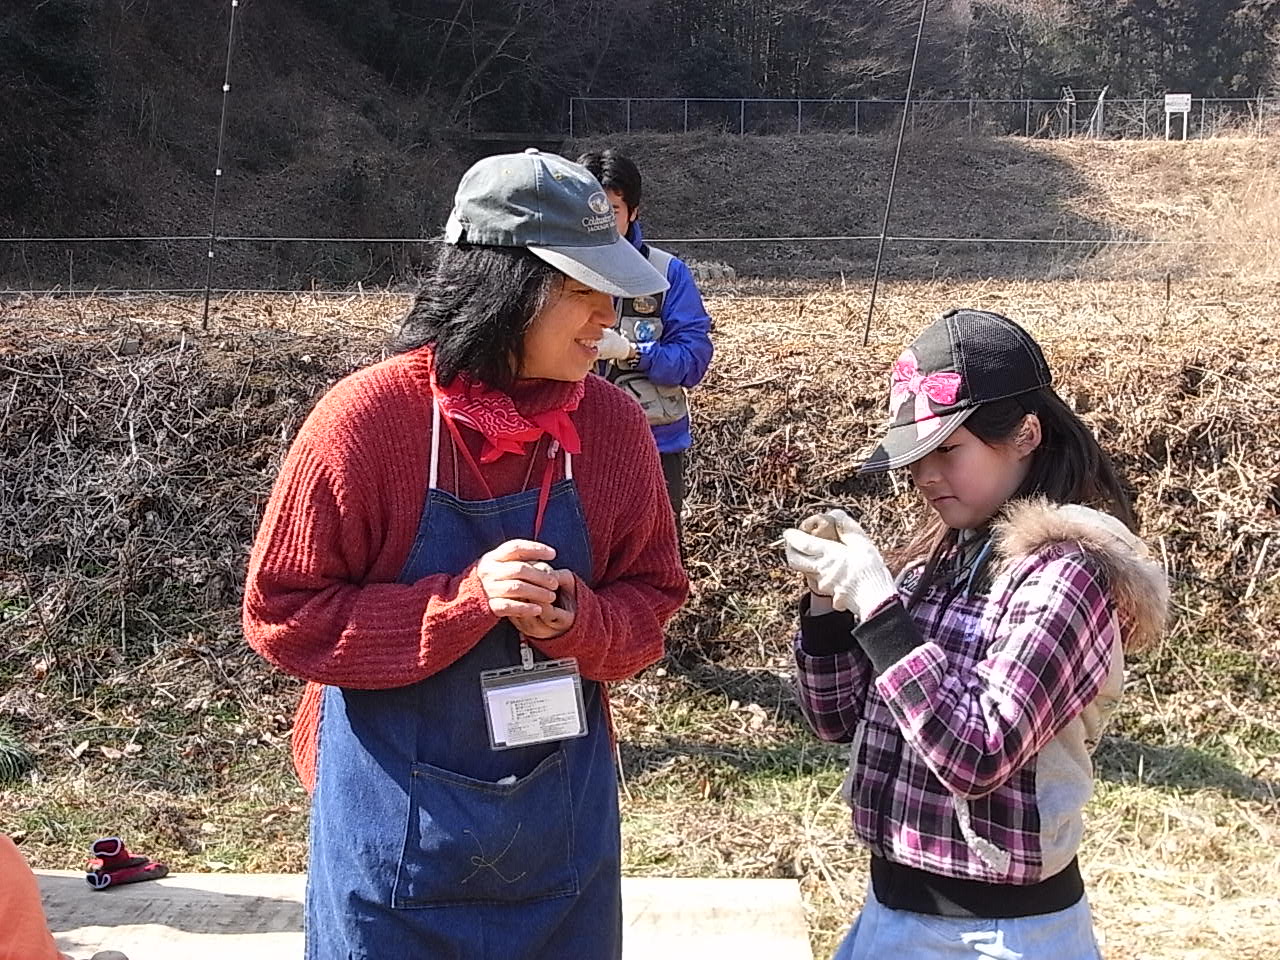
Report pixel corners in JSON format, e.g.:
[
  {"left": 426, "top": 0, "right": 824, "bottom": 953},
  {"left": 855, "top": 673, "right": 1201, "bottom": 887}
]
[
  {"left": 3, "top": 0, "right": 1277, "bottom": 288},
  {"left": 568, "top": 134, "right": 1280, "bottom": 278},
  {"left": 0, "top": 0, "right": 469, "bottom": 289}
]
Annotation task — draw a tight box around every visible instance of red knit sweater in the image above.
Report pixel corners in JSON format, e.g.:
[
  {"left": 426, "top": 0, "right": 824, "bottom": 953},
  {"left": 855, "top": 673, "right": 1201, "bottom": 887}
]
[{"left": 242, "top": 348, "right": 688, "bottom": 789}]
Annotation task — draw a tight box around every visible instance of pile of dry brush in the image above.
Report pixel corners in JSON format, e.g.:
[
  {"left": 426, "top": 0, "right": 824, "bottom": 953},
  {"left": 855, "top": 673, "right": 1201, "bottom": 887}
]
[{"left": 2, "top": 284, "right": 1278, "bottom": 769}]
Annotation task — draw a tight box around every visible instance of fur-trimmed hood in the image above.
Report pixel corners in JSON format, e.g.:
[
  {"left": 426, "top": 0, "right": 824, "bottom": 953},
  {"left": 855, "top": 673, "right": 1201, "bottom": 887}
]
[{"left": 993, "top": 499, "right": 1168, "bottom": 652}]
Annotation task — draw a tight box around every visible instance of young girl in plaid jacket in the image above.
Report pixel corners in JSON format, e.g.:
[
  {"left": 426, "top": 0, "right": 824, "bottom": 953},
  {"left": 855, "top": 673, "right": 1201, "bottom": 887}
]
[{"left": 783, "top": 310, "right": 1168, "bottom": 959}]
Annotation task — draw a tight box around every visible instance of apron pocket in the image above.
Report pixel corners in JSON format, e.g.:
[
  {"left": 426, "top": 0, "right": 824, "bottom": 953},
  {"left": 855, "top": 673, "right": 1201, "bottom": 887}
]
[{"left": 393, "top": 750, "right": 579, "bottom": 908}]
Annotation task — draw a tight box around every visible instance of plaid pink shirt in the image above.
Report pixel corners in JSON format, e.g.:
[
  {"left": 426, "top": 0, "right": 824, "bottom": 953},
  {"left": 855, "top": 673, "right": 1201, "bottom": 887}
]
[{"left": 794, "top": 541, "right": 1119, "bottom": 884}]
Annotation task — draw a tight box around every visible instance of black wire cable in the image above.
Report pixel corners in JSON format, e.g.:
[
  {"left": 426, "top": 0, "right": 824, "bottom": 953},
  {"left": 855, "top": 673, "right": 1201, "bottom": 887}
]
[
  {"left": 202, "top": 0, "right": 241, "bottom": 330},
  {"left": 863, "top": 0, "right": 930, "bottom": 346}
]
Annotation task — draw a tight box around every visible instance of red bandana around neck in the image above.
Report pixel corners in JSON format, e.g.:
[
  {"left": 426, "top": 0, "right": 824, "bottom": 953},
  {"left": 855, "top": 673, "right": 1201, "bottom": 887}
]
[{"left": 431, "top": 370, "right": 584, "bottom": 464}]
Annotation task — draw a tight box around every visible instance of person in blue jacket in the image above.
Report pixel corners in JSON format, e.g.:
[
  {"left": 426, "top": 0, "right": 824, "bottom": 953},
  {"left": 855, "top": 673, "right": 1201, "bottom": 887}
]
[{"left": 576, "top": 150, "right": 714, "bottom": 545}]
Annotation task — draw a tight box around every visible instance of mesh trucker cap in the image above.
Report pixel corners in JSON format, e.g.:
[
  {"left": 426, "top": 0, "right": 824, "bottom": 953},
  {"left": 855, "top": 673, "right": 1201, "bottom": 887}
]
[
  {"left": 444, "top": 148, "right": 668, "bottom": 299},
  {"left": 859, "top": 309, "right": 1053, "bottom": 473}
]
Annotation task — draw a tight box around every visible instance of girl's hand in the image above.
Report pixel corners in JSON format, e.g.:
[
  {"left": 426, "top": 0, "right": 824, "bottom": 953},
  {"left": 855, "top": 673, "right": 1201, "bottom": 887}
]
[
  {"left": 511, "top": 568, "right": 577, "bottom": 640},
  {"left": 791, "top": 511, "right": 842, "bottom": 595},
  {"left": 783, "top": 510, "right": 897, "bottom": 620},
  {"left": 476, "top": 540, "right": 560, "bottom": 619}
]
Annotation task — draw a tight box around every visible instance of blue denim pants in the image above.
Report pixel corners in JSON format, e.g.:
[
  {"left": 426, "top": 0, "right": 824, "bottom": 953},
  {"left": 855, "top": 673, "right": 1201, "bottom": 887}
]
[{"left": 832, "top": 886, "right": 1104, "bottom": 960}]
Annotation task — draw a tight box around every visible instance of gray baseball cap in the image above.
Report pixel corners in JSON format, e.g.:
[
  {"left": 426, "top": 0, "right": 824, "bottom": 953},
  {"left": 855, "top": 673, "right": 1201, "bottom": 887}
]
[{"left": 444, "top": 148, "right": 669, "bottom": 299}]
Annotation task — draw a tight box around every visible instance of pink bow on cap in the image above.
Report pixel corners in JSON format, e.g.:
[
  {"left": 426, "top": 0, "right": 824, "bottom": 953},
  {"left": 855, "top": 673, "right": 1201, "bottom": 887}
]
[{"left": 889, "top": 349, "right": 963, "bottom": 439}]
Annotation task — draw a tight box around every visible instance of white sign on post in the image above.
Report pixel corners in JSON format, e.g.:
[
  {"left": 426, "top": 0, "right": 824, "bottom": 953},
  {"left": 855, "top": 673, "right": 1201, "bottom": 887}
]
[{"left": 1164, "top": 93, "right": 1192, "bottom": 140}]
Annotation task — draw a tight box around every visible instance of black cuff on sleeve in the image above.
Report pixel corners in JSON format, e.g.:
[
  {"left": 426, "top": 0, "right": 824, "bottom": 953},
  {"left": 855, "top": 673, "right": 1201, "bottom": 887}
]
[
  {"left": 853, "top": 599, "right": 924, "bottom": 675},
  {"left": 798, "top": 594, "right": 859, "bottom": 656}
]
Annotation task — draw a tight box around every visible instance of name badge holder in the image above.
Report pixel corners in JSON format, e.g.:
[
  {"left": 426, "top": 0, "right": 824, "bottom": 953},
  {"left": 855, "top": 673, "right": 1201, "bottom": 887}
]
[
  {"left": 433, "top": 398, "right": 589, "bottom": 752},
  {"left": 480, "top": 646, "right": 589, "bottom": 751}
]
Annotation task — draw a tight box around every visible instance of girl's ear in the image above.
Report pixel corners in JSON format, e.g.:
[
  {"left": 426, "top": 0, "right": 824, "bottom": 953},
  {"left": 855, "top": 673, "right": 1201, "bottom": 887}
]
[
  {"left": 1014, "top": 414, "right": 1042, "bottom": 459},
  {"left": 629, "top": 204, "right": 640, "bottom": 225}
]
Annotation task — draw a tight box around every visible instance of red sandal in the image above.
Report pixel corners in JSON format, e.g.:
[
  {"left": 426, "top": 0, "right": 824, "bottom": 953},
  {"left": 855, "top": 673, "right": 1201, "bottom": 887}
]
[{"left": 85, "top": 836, "right": 168, "bottom": 890}]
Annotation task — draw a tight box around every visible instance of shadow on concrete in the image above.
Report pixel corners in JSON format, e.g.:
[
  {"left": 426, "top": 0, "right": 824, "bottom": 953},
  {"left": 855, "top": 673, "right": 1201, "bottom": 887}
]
[{"left": 40, "top": 871, "right": 303, "bottom": 939}]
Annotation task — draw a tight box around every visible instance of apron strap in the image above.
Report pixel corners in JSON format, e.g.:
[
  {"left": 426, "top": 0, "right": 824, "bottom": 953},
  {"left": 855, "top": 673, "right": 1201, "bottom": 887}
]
[
  {"left": 431, "top": 400, "right": 573, "bottom": 542},
  {"left": 433, "top": 400, "right": 495, "bottom": 500},
  {"left": 430, "top": 401, "right": 442, "bottom": 489}
]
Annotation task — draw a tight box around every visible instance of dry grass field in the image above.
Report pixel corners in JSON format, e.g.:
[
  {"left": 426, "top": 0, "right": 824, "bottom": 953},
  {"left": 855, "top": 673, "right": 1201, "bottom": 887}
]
[
  {"left": 3, "top": 269, "right": 1278, "bottom": 957},
  {"left": 574, "top": 135, "right": 1280, "bottom": 281}
]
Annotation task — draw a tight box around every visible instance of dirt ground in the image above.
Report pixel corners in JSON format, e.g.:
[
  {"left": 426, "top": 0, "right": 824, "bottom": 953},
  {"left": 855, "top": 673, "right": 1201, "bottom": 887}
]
[{"left": 2, "top": 277, "right": 1278, "bottom": 957}]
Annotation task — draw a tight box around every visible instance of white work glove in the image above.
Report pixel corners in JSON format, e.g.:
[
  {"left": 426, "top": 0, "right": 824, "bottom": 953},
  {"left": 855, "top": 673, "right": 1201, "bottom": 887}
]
[
  {"left": 782, "top": 509, "right": 897, "bottom": 621},
  {"left": 790, "top": 512, "right": 840, "bottom": 596},
  {"left": 596, "top": 327, "right": 634, "bottom": 362}
]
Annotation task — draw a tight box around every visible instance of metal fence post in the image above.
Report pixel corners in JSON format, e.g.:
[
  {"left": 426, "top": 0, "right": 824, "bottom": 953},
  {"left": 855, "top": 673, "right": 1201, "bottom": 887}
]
[
  {"left": 797, "top": 98, "right": 802, "bottom": 134},
  {"left": 968, "top": 94, "right": 974, "bottom": 135},
  {"left": 1025, "top": 99, "right": 1030, "bottom": 136},
  {"left": 739, "top": 99, "right": 745, "bottom": 136},
  {"left": 568, "top": 97, "right": 574, "bottom": 139},
  {"left": 626, "top": 98, "right": 631, "bottom": 134},
  {"left": 1200, "top": 97, "right": 1206, "bottom": 138},
  {"left": 854, "top": 100, "right": 859, "bottom": 136},
  {"left": 1141, "top": 98, "right": 1147, "bottom": 138},
  {"left": 683, "top": 99, "right": 688, "bottom": 134}
]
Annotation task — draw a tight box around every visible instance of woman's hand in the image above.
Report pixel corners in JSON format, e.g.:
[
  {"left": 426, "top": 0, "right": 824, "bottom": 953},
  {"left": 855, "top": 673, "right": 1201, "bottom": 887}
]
[
  {"left": 511, "top": 568, "right": 578, "bottom": 640},
  {"left": 476, "top": 540, "right": 561, "bottom": 619}
]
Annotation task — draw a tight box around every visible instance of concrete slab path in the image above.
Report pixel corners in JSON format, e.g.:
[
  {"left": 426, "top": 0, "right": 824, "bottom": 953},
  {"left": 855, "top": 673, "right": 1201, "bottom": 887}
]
[{"left": 39, "top": 871, "right": 813, "bottom": 960}]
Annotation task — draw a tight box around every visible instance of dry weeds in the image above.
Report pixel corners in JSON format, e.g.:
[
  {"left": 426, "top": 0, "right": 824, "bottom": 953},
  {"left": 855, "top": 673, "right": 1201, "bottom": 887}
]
[{"left": 1, "top": 279, "right": 1278, "bottom": 958}]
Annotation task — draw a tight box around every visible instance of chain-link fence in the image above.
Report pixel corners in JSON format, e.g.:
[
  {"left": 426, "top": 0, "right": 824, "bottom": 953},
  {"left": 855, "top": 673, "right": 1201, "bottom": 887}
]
[{"left": 569, "top": 95, "right": 1279, "bottom": 139}]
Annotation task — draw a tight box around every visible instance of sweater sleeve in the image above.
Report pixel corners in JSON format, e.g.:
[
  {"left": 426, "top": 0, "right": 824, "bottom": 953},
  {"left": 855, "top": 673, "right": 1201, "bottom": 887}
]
[
  {"left": 529, "top": 405, "right": 687, "bottom": 681},
  {"left": 792, "top": 596, "right": 874, "bottom": 743},
  {"left": 242, "top": 400, "right": 498, "bottom": 690},
  {"left": 0, "top": 835, "right": 66, "bottom": 960},
  {"left": 874, "top": 549, "right": 1119, "bottom": 799}
]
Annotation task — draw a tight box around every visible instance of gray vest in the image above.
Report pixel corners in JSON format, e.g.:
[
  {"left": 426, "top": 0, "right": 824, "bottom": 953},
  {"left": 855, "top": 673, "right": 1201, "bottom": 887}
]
[{"left": 605, "top": 246, "right": 689, "bottom": 427}]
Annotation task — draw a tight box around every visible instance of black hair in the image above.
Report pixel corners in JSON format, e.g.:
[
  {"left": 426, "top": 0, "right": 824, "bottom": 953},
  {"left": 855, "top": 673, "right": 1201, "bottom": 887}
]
[
  {"left": 576, "top": 149, "right": 642, "bottom": 212},
  {"left": 978, "top": 390, "right": 1135, "bottom": 530},
  {"left": 391, "top": 243, "right": 562, "bottom": 391},
  {"left": 891, "top": 386, "right": 1136, "bottom": 605}
]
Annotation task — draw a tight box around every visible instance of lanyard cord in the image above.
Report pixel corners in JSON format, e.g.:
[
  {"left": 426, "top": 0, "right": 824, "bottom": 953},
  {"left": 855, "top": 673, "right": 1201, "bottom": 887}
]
[{"left": 434, "top": 401, "right": 566, "bottom": 540}]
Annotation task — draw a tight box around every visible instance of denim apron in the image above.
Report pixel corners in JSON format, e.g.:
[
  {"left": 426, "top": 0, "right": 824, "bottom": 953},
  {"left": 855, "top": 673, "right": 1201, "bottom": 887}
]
[{"left": 305, "top": 401, "right": 621, "bottom": 960}]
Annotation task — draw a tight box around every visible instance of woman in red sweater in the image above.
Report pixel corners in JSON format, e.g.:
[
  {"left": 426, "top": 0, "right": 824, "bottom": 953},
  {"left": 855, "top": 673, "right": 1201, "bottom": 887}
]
[{"left": 243, "top": 149, "right": 687, "bottom": 960}]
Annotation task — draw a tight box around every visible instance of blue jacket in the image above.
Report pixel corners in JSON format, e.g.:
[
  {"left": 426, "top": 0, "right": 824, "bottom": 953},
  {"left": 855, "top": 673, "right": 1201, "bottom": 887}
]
[{"left": 626, "top": 223, "right": 714, "bottom": 454}]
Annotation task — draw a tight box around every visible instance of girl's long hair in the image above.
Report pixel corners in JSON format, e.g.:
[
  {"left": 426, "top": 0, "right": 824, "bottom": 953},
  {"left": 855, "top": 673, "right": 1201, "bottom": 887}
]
[{"left": 889, "top": 388, "right": 1135, "bottom": 605}]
